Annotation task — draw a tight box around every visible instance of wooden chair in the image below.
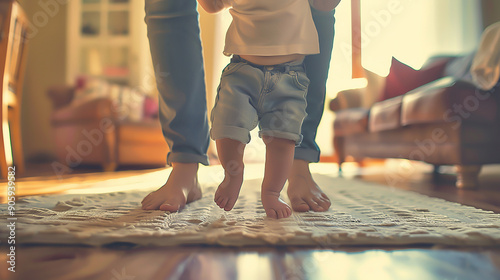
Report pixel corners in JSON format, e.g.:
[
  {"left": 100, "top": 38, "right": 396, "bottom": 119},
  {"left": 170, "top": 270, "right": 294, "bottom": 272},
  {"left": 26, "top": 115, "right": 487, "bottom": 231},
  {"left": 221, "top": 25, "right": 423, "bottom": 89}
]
[{"left": 0, "top": 0, "right": 29, "bottom": 178}]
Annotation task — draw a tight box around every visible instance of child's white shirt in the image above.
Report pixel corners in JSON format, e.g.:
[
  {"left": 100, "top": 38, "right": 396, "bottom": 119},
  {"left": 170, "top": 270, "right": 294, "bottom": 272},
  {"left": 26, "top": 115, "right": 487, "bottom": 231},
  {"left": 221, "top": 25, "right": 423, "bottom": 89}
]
[{"left": 221, "top": 0, "right": 320, "bottom": 56}]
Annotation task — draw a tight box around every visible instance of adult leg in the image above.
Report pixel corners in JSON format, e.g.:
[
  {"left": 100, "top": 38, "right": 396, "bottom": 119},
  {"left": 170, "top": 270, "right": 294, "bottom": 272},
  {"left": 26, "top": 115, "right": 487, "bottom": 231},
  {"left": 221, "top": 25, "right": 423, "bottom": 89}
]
[
  {"left": 288, "top": 8, "right": 335, "bottom": 212},
  {"left": 142, "top": 0, "right": 209, "bottom": 211}
]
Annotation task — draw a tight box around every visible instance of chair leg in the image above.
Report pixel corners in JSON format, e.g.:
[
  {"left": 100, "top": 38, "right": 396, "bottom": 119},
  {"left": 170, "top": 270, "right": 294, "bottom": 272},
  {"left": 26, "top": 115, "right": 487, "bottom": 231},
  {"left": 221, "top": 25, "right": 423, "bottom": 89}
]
[
  {"left": 8, "top": 108, "right": 24, "bottom": 175},
  {"left": 102, "top": 124, "right": 117, "bottom": 172},
  {"left": 1, "top": 105, "right": 9, "bottom": 178},
  {"left": 433, "top": 164, "right": 441, "bottom": 174},
  {"left": 102, "top": 162, "right": 117, "bottom": 172},
  {"left": 0, "top": 121, "right": 8, "bottom": 179},
  {"left": 455, "top": 165, "right": 482, "bottom": 189},
  {"left": 431, "top": 164, "right": 441, "bottom": 181},
  {"left": 333, "top": 135, "right": 345, "bottom": 173}
]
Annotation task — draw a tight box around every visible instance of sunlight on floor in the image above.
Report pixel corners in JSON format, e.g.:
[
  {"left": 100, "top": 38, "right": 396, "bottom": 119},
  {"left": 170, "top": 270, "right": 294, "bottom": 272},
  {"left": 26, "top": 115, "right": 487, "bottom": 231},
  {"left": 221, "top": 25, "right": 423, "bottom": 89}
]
[
  {"left": 237, "top": 253, "right": 274, "bottom": 280},
  {"left": 305, "top": 250, "right": 452, "bottom": 279}
]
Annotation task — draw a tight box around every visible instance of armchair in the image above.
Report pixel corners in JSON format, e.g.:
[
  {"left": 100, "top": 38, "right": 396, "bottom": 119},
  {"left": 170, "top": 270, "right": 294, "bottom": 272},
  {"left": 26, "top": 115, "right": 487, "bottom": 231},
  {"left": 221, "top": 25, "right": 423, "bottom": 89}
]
[{"left": 46, "top": 81, "right": 168, "bottom": 172}]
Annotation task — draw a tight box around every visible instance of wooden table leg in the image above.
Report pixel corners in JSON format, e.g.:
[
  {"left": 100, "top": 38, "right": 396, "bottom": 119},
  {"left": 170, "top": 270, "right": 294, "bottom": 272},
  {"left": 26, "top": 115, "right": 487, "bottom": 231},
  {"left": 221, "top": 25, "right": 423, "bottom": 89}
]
[
  {"left": 333, "top": 136, "right": 345, "bottom": 173},
  {"left": 455, "top": 165, "right": 482, "bottom": 189}
]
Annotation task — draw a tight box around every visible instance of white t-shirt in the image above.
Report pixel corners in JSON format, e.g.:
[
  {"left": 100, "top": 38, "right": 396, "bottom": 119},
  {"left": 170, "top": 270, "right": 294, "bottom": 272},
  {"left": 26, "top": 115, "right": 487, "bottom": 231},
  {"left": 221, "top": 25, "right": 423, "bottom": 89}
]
[{"left": 222, "top": 0, "right": 320, "bottom": 56}]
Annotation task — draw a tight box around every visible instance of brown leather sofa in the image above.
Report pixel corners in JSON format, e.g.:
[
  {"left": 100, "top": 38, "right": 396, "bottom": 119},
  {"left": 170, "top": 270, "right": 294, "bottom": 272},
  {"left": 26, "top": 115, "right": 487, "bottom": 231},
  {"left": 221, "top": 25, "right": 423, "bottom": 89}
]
[
  {"left": 329, "top": 55, "right": 500, "bottom": 188},
  {"left": 46, "top": 84, "right": 168, "bottom": 173}
]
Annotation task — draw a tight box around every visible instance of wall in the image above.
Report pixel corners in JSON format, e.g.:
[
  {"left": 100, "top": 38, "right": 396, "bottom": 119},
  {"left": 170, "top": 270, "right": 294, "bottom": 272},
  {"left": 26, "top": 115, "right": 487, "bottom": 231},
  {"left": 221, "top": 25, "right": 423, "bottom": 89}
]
[
  {"left": 476, "top": 0, "right": 499, "bottom": 108},
  {"left": 198, "top": 8, "right": 221, "bottom": 120},
  {"left": 199, "top": 8, "right": 233, "bottom": 158},
  {"left": 18, "top": 0, "right": 68, "bottom": 161},
  {"left": 481, "top": 0, "right": 500, "bottom": 28}
]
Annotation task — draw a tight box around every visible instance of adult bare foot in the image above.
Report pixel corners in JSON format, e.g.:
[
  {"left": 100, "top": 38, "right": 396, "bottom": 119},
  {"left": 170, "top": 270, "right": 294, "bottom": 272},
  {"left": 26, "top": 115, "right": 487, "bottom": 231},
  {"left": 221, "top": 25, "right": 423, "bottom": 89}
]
[
  {"left": 287, "top": 159, "right": 331, "bottom": 212},
  {"left": 214, "top": 170, "right": 244, "bottom": 211},
  {"left": 141, "top": 163, "right": 202, "bottom": 212},
  {"left": 261, "top": 190, "right": 292, "bottom": 219}
]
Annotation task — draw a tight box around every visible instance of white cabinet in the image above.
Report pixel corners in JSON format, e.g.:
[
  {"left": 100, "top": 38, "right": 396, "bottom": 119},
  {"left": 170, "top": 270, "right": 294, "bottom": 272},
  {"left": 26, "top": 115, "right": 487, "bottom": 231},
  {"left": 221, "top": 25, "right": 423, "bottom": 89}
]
[{"left": 66, "top": 0, "right": 150, "bottom": 88}]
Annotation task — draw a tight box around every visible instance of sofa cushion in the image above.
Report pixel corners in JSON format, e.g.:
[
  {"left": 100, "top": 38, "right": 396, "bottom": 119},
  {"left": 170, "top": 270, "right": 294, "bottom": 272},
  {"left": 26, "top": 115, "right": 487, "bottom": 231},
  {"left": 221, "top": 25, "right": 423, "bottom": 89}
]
[
  {"left": 369, "top": 95, "right": 403, "bottom": 132},
  {"left": 333, "top": 108, "right": 369, "bottom": 136},
  {"left": 47, "top": 86, "right": 76, "bottom": 109},
  {"left": 444, "top": 52, "right": 475, "bottom": 82},
  {"left": 401, "top": 77, "right": 498, "bottom": 126},
  {"left": 380, "top": 57, "right": 449, "bottom": 101},
  {"left": 362, "top": 69, "right": 386, "bottom": 108},
  {"left": 73, "top": 76, "right": 148, "bottom": 122},
  {"left": 51, "top": 98, "right": 116, "bottom": 124},
  {"left": 329, "top": 88, "right": 364, "bottom": 112}
]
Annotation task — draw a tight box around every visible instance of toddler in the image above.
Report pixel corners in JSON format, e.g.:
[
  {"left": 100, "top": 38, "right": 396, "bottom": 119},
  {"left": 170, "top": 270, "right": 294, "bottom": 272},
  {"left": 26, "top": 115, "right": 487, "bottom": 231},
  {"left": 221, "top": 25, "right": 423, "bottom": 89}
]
[{"left": 198, "top": 0, "right": 338, "bottom": 219}]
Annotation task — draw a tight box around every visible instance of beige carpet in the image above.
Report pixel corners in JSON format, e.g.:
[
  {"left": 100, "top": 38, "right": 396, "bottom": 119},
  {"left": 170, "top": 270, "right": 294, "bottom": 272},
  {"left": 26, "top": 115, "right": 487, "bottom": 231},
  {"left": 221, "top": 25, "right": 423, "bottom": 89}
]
[{"left": 1, "top": 165, "right": 500, "bottom": 247}]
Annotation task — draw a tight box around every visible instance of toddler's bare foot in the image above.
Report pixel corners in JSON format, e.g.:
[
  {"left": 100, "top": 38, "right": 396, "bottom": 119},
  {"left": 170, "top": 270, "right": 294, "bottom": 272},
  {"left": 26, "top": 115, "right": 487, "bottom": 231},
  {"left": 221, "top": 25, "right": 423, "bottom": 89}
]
[
  {"left": 287, "top": 160, "right": 331, "bottom": 212},
  {"left": 261, "top": 190, "right": 292, "bottom": 219},
  {"left": 214, "top": 170, "right": 244, "bottom": 211},
  {"left": 141, "top": 163, "right": 202, "bottom": 212}
]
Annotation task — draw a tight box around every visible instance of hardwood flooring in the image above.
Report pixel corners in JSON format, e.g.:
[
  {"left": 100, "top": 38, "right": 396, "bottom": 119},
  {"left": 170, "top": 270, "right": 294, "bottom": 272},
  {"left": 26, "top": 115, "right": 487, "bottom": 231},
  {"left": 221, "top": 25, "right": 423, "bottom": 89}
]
[{"left": 1, "top": 160, "right": 500, "bottom": 280}]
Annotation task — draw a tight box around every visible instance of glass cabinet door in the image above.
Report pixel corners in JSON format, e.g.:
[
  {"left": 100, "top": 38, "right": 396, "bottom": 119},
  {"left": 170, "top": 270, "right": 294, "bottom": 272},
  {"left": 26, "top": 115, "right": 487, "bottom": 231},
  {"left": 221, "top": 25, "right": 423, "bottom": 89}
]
[
  {"left": 81, "top": 11, "right": 100, "bottom": 35},
  {"left": 108, "top": 11, "right": 129, "bottom": 35},
  {"left": 78, "top": 0, "right": 132, "bottom": 84},
  {"left": 103, "top": 46, "right": 130, "bottom": 81}
]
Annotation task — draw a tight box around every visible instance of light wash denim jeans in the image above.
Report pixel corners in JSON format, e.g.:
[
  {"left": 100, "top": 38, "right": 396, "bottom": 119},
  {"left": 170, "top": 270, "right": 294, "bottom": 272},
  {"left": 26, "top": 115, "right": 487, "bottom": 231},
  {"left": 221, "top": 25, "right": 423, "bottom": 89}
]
[
  {"left": 144, "top": 0, "right": 335, "bottom": 164},
  {"left": 211, "top": 56, "right": 309, "bottom": 146}
]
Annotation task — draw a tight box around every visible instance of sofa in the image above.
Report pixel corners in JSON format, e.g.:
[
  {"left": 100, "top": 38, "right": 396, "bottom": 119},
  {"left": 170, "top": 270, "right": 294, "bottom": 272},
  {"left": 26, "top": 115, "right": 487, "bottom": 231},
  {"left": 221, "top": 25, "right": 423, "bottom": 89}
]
[
  {"left": 329, "top": 51, "right": 500, "bottom": 189},
  {"left": 47, "top": 77, "right": 168, "bottom": 173}
]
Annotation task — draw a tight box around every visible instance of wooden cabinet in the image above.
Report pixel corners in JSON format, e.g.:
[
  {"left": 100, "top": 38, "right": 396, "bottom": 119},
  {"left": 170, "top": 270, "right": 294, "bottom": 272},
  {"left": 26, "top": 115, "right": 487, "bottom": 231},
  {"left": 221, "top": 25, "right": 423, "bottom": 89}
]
[{"left": 66, "top": 0, "right": 150, "bottom": 88}]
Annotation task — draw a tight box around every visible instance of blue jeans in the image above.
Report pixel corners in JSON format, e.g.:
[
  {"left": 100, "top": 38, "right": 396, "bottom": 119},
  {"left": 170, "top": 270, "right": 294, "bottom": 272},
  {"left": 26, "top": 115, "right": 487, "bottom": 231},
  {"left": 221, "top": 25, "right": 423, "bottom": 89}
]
[
  {"left": 211, "top": 56, "right": 309, "bottom": 145},
  {"left": 145, "top": 0, "right": 335, "bottom": 164}
]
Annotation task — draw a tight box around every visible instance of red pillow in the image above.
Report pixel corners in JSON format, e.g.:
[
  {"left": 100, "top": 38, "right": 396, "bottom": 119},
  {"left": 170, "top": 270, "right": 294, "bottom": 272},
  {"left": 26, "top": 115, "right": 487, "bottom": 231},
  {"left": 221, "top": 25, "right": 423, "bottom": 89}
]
[
  {"left": 380, "top": 57, "right": 448, "bottom": 101},
  {"left": 143, "top": 96, "right": 159, "bottom": 119}
]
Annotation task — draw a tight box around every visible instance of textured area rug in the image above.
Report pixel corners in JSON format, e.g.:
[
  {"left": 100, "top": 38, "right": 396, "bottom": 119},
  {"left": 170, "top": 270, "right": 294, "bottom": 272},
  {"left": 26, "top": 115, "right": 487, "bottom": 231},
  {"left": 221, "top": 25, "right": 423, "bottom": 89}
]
[{"left": 1, "top": 166, "right": 500, "bottom": 247}]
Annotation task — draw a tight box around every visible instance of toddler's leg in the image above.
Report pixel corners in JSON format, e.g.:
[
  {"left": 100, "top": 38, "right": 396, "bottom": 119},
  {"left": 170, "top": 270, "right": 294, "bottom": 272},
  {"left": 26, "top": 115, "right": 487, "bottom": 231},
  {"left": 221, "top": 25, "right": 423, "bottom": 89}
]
[
  {"left": 261, "top": 136, "right": 294, "bottom": 219},
  {"left": 214, "top": 138, "right": 245, "bottom": 211}
]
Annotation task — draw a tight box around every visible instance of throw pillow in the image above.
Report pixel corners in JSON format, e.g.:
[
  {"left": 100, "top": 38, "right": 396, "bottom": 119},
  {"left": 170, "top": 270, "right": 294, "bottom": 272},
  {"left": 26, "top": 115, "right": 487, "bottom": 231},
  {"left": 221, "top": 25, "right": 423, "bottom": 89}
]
[
  {"left": 380, "top": 57, "right": 448, "bottom": 101},
  {"left": 71, "top": 75, "right": 148, "bottom": 122},
  {"left": 72, "top": 76, "right": 110, "bottom": 105},
  {"left": 143, "top": 96, "right": 159, "bottom": 119}
]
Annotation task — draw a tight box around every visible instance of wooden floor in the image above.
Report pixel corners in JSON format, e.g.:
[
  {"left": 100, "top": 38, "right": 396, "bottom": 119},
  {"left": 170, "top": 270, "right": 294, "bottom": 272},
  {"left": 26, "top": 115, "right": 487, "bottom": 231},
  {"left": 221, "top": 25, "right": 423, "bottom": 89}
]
[{"left": 1, "top": 161, "right": 500, "bottom": 280}]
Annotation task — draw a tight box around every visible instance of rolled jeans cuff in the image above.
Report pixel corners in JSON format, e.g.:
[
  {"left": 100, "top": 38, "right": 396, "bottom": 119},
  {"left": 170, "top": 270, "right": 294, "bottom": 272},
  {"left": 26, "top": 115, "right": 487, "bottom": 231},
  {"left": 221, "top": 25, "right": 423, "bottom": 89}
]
[
  {"left": 167, "top": 152, "right": 209, "bottom": 166},
  {"left": 210, "top": 125, "right": 251, "bottom": 144},
  {"left": 294, "top": 147, "right": 320, "bottom": 163},
  {"left": 259, "top": 130, "right": 303, "bottom": 146}
]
